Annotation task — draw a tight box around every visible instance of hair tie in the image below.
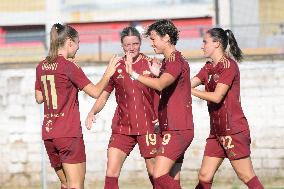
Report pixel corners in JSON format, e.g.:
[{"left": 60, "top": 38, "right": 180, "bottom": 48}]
[{"left": 54, "top": 23, "right": 62, "bottom": 31}]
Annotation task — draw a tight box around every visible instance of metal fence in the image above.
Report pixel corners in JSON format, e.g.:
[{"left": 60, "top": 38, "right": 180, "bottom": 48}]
[{"left": 0, "top": 23, "right": 284, "bottom": 65}]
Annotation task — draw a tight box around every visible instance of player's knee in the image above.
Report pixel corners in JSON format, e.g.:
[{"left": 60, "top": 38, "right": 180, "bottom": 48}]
[
  {"left": 198, "top": 170, "right": 213, "bottom": 183},
  {"left": 106, "top": 168, "right": 120, "bottom": 177},
  {"left": 145, "top": 159, "right": 155, "bottom": 175},
  {"left": 237, "top": 172, "right": 255, "bottom": 183},
  {"left": 68, "top": 182, "right": 83, "bottom": 189}
]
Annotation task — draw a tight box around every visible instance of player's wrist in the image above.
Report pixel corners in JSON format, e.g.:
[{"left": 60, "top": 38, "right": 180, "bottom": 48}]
[
  {"left": 103, "top": 71, "right": 112, "bottom": 80},
  {"left": 131, "top": 71, "right": 140, "bottom": 80}
]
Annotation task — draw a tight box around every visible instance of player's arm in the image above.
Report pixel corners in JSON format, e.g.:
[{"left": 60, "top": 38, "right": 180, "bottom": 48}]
[
  {"left": 135, "top": 73, "right": 175, "bottom": 92},
  {"left": 85, "top": 91, "right": 111, "bottom": 130},
  {"left": 191, "top": 76, "right": 202, "bottom": 88},
  {"left": 82, "top": 55, "right": 120, "bottom": 99},
  {"left": 125, "top": 52, "right": 175, "bottom": 91},
  {"left": 191, "top": 83, "right": 230, "bottom": 103},
  {"left": 35, "top": 90, "right": 44, "bottom": 104}
]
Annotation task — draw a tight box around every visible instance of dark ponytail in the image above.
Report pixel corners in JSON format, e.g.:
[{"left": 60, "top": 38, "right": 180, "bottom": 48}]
[
  {"left": 207, "top": 28, "right": 243, "bottom": 62},
  {"left": 46, "top": 23, "right": 78, "bottom": 64},
  {"left": 225, "top": 29, "right": 243, "bottom": 62}
]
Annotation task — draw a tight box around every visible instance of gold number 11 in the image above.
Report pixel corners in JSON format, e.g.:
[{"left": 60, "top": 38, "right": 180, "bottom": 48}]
[{"left": 41, "top": 75, "right": 58, "bottom": 109}]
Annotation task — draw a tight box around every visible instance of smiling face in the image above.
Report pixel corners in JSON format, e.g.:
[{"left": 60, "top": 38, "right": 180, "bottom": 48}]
[
  {"left": 149, "top": 30, "right": 168, "bottom": 55},
  {"left": 121, "top": 35, "right": 141, "bottom": 58}
]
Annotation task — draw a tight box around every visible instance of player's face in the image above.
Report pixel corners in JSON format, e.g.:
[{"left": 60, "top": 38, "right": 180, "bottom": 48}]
[
  {"left": 149, "top": 30, "right": 168, "bottom": 55},
  {"left": 122, "top": 36, "right": 141, "bottom": 58},
  {"left": 202, "top": 33, "right": 218, "bottom": 58},
  {"left": 68, "top": 37, "right": 80, "bottom": 59}
]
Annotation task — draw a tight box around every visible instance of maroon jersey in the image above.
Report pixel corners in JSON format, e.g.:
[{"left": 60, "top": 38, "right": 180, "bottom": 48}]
[
  {"left": 195, "top": 56, "right": 249, "bottom": 135},
  {"left": 35, "top": 56, "right": 91, "bottom": 139},
  {"left": 158, "top": 51, "right": 194, "bottom": 131},
  {"left": 105, "top": 53, "right": 158, "bottom": 135}
]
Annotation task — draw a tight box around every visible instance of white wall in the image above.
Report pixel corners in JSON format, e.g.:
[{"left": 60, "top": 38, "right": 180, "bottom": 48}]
[{"left": 0, "top": 59, "right": 284, "bottom": 187}]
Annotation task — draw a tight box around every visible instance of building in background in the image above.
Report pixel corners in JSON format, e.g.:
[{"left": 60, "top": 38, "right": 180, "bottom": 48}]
[{"left": 0, "top": 0, "right": 283, "bottom": 64}]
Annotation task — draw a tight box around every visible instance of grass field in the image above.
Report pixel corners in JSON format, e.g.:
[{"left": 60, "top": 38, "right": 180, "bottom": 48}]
[{"left": 0, "top": 178, "right": 283, "bottom": 189}]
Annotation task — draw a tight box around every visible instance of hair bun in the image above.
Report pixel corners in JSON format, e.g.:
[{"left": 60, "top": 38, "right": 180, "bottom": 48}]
[{"left": 54, "top": 23, "right": 63, "bottom": 31}]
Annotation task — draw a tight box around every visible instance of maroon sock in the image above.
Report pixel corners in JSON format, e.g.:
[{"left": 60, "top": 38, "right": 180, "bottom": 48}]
[
  {"left": 246, "top": 176, "right": 264, "bottom": 189},
  {"left": 154, "top": 174, "right": 181, "bottom": 189},
  {"left": 195, "top": 180, "right": 212, "bottom": 189},
  {"left": 104, "top": 176, "right": 119, "bottom": 189}
]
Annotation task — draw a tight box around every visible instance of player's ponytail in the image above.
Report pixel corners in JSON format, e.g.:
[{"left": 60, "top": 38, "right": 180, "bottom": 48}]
[
  {"left": 207, "top": 28, "right": 243, "bottom": 62},
  {"left": 46, "top": 24, "right": 60, "bottom": 64},
  {"left": 46, "top": 23, "right": 78, "bottom": 64},
  {"left": 225, "top": 29, "right": 243, "bottom": 62}
]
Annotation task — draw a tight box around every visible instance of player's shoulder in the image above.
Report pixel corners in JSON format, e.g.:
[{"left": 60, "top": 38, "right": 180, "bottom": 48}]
[
  {"left": 36, "top": 59, "right": 45, "bottom": 70},
  {"left": 220, "top": 56, "right": 237, "bottom": 69},
  {"left": 62, "top": 57, "right": 82, "bottom": 69},
  {"left": 141, "top": 53, "right": 153, "bottom": 63},
  {"left": 166, "top": 50, "right": 185, "bottom": 64}
]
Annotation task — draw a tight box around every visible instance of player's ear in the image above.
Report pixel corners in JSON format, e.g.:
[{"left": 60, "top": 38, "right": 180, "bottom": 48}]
[
  {"left": 215, "top": 40, "right": 221, "bottom": 49},
  {"left": 66, "top": 38, "right": 72, "bottom": 47},
  {"left": 163, "top": 34, "right": 171, "bottom": 43}
]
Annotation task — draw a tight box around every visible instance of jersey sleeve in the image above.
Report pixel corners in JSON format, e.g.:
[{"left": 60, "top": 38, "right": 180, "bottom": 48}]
[
  {"left": 67, "top": 62, "right": 91, "bottom": 90},
  {"left": 163, "top": 60, "right": 182, "bottom": 79},
  {"left": 195, "top": 65, "right": 207, "bottom": 84},
  {"left": 104, "top": 77, "right": 114, "bottom": 93},
  {"left": 218, "top": 64, "right": 236, "bottom": 87},
  {"left": 35, "top": 66, "right": 42, "bottom": 91}
]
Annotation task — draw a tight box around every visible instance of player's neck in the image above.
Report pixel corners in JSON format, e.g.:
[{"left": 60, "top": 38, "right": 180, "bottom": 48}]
[
  {"left": 211, "top": 52, "right": 224, "bottom": 66},
  {"left": 164, "top": 46, "right": 176, "bottom": 60},
  {"left": 132, "top": 54, "right": 140, "bottom": 63},
  {"left": 57, "top": 50, "right": 68, "bottom": 59}
]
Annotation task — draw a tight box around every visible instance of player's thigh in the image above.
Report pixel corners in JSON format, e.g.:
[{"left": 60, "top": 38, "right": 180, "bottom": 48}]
[
  {"left": 106, "top": 147, "right": 128, "bottom": 176},
  {"left": 54, "top": 166, "right": 67, "bottom": 186},
  {"left": 198, "top": 156, "right": 224, "bottom": 182},
  {"left": 230, "top": 157, "right": 255, "bottom": 182},
  {"left": 62, "top": 162, "right": 86, "bottom": 188},
  {"left": 145, "top": 157, "right": 155, "bottom": 175},
  {"left": 153, "top": 155, "right": 176, "bottom": 178}
]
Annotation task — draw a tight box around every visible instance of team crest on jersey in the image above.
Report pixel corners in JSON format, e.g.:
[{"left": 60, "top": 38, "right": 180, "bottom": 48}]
[
  {"left": 213, "top": 74, "right": 220, "bottom": 82},
  {"left": 116, "top": 69, "right": 124, "bottom": 79},
  {"left": 228, "top": 150, "right": 236, "bottom": 158}
]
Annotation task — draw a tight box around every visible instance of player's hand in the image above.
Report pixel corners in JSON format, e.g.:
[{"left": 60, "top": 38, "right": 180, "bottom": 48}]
[
  {"left": 104, "top": 55, "right": 121, "bottom": 78},
  {"left": 152, "top": 119, "right": 160, "bottom": 134},
  {"left": 125, "top": 51, "right": 133, "bottom": 75},
  {"left": 85, "top": 112, "right": 97, "bottom": 130},
  {"left": 148, "top": 57, "right": 161, "bottom": 77}
]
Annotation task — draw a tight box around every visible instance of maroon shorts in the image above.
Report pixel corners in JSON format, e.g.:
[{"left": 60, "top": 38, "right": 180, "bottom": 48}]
[
  {"left": 156, "top": 129, "right": 194, "bottom": 163},
  {"left": 44, "top": 137, "right": 86, "bottom": 168},
  {"left": 204, "top": 130, "right": 251, "bottom": 160},
  {"left": 108, "top": 133, "right": 157, "bottom": 158}
]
